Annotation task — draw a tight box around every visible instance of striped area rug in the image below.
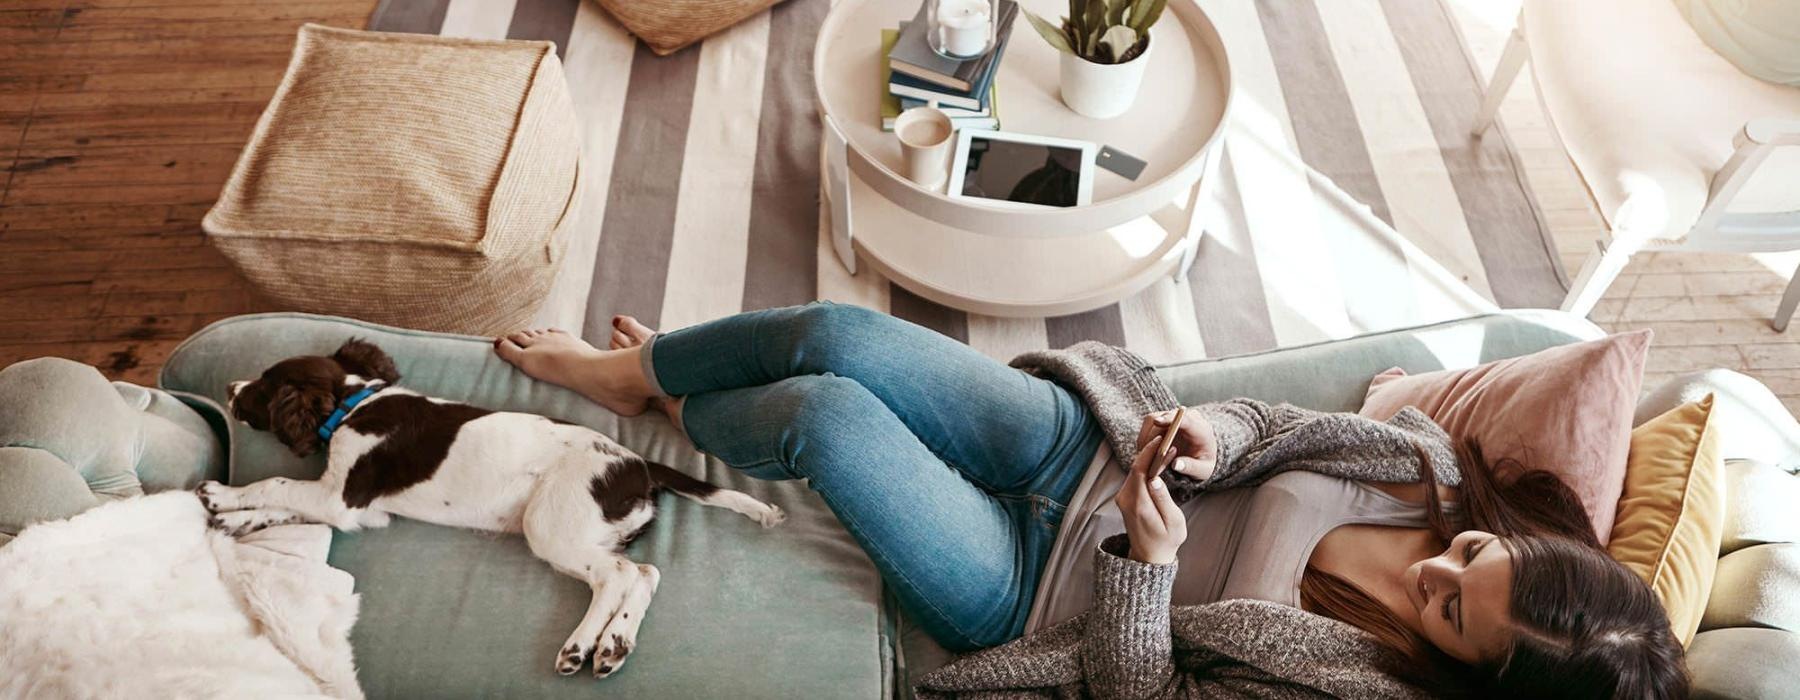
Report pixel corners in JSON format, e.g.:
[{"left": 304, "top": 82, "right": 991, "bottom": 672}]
[{"left": 370, "top": 0, "right": 1564, "bottom": 364}]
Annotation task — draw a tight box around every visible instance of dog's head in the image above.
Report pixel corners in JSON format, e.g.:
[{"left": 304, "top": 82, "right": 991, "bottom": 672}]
[{"left": 227, "top": 338, "right": 400, "bottom": 457}]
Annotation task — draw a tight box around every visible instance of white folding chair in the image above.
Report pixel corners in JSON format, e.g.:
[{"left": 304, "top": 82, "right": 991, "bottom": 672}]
[{"left": 1473, "top": 0, "right": 1800, "bottom": 328}]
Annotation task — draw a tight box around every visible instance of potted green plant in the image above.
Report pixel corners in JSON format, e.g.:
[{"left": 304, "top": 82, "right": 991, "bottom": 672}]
[{"left": 1025, "top": 0, "right": 1168, "bottom": 118}]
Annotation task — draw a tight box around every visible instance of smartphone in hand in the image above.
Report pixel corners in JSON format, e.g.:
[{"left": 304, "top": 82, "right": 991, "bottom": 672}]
[{"left": 1149, "top": 406, "right": 1185, "bottom": 480}]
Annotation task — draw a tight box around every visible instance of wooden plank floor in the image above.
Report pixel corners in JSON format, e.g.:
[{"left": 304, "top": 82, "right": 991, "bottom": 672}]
[
  {"left": 0, "top": 0, "right": 377, "bottom": 385},
  {"left": 5, "top": 0, "right": 1799, "bottom": 416}
]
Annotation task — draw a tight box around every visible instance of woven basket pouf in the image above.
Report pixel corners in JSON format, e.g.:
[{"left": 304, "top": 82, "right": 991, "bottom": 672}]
[{"left": 204, "top": 24, "right": 582, "bottom": 336}]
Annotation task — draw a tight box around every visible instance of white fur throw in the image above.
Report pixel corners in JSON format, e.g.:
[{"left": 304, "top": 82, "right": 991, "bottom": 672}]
[{"left": 0, "top": 492, "right": 362, "bottom": 699}]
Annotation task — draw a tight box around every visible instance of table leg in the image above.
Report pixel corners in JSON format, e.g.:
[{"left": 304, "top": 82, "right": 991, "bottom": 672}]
[
  {"left": 1175, "top": 143, "right": 1228, "bottom": 280},
  {"left": 1170, "top": 172, "right": 1206, "bottom": 281},
  {"left": 822, "top": 114, "right": 856, "bottom": 275}
]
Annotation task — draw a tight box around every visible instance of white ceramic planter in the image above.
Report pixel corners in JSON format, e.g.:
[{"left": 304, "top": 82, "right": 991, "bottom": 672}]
[{"left": 1058, "top": 34, "right": 1153, "bottom": 119}]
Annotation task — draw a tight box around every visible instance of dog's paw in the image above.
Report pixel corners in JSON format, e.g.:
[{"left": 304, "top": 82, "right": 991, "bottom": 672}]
[
  {"left": 593, "top": 633, "right": 634, "bottom": 679},
  {"left": 209, "top": 511, "right": 258, "bottom": 537},
  {"left": 209, "top": 510, "right": 294, "bottom": 538},
  {"left": 756, "top": 505, "right": 786, "bottom": 529},
  {"left": 195, "top": 481, "right": 229, "bottom": 513},
  {"left": 554, "top": 642, "right": 591, "bottom": 676}
]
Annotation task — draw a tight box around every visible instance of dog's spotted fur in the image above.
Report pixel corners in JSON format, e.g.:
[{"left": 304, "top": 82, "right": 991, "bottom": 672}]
[
  {"left": 337, "top": 394, "right": 493, "bottom": 508},
  {"left": 197, "top": 339, "right": 785, "bottom": 679}
]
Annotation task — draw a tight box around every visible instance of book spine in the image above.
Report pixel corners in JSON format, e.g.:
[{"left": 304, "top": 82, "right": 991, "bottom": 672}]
[{"left": 886, "top": 83, "right": 981, "bottom": 111}]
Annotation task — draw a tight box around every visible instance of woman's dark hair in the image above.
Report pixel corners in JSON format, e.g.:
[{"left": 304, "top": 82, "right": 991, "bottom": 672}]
[{"left": 1298, "top": 440, "right": 1689, "bottom": 698}]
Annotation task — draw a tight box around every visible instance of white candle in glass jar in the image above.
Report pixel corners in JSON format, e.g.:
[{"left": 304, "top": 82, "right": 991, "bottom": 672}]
[{"left": 937, "top": 0, "right": 992, "bottom": 57}]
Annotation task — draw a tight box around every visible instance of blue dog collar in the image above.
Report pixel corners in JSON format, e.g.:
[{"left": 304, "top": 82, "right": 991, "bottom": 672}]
[{"left": 317, "top": 382, "right": 386, "bottom": 442}]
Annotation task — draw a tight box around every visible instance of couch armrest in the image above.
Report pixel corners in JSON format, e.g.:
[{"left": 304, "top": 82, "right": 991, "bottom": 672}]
[
  {"left": 1636, "top": 369, "right": 1800, "bottom": 472},
  {"left": 1154, "top": 310, "right": 1605, "bottom": 412},
  {"left": 0, "top": 358, "right": 227, "bottom": 538},
  {"left": 0, "top": 447, "right": 102, "bottom": 540},
  {"left": 1687, "top": 628, "right": 1800, "bottom": 700}
]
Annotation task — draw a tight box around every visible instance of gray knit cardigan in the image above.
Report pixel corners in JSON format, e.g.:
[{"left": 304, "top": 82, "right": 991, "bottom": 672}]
[{"left": 913, "top": 342, "right": 1463, "bottom": 699}]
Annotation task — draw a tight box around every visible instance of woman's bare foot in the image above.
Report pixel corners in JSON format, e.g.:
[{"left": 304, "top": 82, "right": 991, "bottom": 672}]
[
  {"left": 604, "top": 316, "right": 685, "bottom": 430},
  {"left": 493, "top": 328, "right": 652, "bottom": 416},
  {"left": 608, "top": 315, "right": 656, "bottom": 351}
]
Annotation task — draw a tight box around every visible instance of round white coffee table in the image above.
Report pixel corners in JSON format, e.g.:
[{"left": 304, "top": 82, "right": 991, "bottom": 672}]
[{"left": 814, "top": 0, "right": 1232, "bottom": 317}]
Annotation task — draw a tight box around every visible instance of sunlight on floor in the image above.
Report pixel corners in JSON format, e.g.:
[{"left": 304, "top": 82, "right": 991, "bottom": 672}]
[
  {"left": 1230, "top": 96, "right": 1496, "bottom": 323},
  {"left": 1223, "top": 94, "right": 1355, "bottom": 343},
  {"left": 1443, "top": 0, "right": 1515, "bottom": 34},
  {"left": 1752, "top": 251, "right": 1800, "bottom": 281}
]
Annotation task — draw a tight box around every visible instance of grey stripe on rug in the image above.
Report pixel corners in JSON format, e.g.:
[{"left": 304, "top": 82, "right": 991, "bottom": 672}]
[
  {"left": 1187, "top": 146, "right": 1278, "bottom": 357},
  {"left": 371, "top": 0, "right": 448, "bottom": 34},
  {"left": 585, "top": 41, "right": 699, "bottom": 332},
  {"left": 368, "top": 0, "right": 1564, "bottom": 364},
  {"left": 743, "top": 0, "right": 828, "bottom": 313},
  {"left": 507, "top": 0, "right": 579, "bottom": 56}
]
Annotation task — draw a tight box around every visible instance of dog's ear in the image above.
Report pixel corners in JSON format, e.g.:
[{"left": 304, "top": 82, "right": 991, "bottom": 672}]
[
  {"left": 270, "top": 384, "right": 334, "bottom": 458},
  {"left": 332, "top": 338, "right": 400, "bottom": 384}
]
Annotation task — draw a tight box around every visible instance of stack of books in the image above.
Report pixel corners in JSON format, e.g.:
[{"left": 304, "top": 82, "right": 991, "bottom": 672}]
[{"left": 880, "top": 0, "right": 1019, "bottom": 132}]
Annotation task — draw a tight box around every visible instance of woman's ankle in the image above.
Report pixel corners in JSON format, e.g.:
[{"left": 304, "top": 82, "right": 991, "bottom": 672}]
[
  {"left": 652, "top": 395, "right": 687, "bottom": 436},
  {"left": 596, "top": 346, "right": 658, "bottom": 402}
]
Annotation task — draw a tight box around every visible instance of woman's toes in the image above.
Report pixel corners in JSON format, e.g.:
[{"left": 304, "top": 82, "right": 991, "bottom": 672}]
[
  {"left": 611, "top": 315, "right": 656, "bottom": 345},
  {"left": 494, "top": 336, "right": 526, "bottom": 362},
  {"left": 505, "top": 328, "right": 573, "bottom": 347},
  {"left": 489, "top": 328, "right": 650, "bottom": 417}
]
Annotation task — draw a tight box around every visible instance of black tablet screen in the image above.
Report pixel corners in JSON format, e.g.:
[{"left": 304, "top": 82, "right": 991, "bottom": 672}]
[{"left": 959, "top": 137, "right": 1083, "bottom": 207}]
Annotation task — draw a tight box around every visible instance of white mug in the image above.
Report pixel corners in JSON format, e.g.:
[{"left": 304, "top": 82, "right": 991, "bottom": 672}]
[{"left": 894, "top": 106, "right": 954, "bottom": 192}]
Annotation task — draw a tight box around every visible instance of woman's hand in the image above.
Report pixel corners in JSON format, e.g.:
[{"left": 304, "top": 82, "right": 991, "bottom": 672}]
[
  {"left": 1116, "top": 441, "right": 1187, "bottom": 564},
  {"left": 1135, "top": 408, "right": 1218, "bottom": 482}
]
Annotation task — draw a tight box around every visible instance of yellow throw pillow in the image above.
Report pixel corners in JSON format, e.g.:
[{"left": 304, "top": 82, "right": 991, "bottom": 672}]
[{"left": 1607, "top": 395, "right": 1725, "bottom": 646}]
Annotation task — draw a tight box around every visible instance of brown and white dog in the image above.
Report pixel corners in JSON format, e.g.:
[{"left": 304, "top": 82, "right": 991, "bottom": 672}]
[{"left": 196, "top": 338, "right": 783, "bottom": 679}]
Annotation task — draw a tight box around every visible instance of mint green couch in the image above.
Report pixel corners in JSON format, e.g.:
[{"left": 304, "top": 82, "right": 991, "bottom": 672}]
[{"left": 3, "top": 309, "right": 1795, "bottom": 698}]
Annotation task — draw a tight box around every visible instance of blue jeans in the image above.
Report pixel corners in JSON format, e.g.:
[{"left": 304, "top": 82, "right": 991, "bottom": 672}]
[{"left": 642, "top": 302, "right": 1103, "bottom": 651}]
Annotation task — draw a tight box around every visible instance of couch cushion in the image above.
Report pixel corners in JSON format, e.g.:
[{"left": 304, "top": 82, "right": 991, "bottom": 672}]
[
  {"left": 1357, "top": 331, "right": 1650, "bottom": 543},
  {"left": 1686, "top": 627, "right": 1800, "bottom": 700},
  {"left": 1607, "top": 396, "right": 1726, "bottom": 645},
  {"left": 1702, "top": 543, "right": 1799, "bottom": 633},
  {"left": 160, "top": 313, "right": 888, "bottom": 698},
  {"left": 1721, "top": 459, "right": 1800, "bottom": 553}
]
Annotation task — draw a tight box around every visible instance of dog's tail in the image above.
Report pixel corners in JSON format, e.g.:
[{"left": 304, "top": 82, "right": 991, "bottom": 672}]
[{"left": 646, "top": 461, "right": 785, "bottom": 528}]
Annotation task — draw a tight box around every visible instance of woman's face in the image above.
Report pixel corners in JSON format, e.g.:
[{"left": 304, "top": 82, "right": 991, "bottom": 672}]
[{"left": 1402, "top": 530, "right": 1515, "bottom": 664}]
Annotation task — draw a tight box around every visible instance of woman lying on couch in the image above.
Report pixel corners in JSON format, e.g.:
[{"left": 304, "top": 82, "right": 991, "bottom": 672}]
[{"left": 493, "top": 302, "right": 1686, "bottom": 699}]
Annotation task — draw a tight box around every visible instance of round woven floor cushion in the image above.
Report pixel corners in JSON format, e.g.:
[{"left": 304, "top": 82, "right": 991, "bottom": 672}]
[{"left": 204, "top": 24, "right": 582, "bottom": 336}]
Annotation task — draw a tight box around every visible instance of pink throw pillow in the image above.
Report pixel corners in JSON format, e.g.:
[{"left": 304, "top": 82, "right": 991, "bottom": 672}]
[{"left": 1358, "top": 331, "right": 1652, "bottom": 544}]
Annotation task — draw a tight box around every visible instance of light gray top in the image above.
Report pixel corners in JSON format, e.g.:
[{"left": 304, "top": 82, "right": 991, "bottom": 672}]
[{"left": 1027, "top": 449, "right": 1453, "bottom": 632}]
